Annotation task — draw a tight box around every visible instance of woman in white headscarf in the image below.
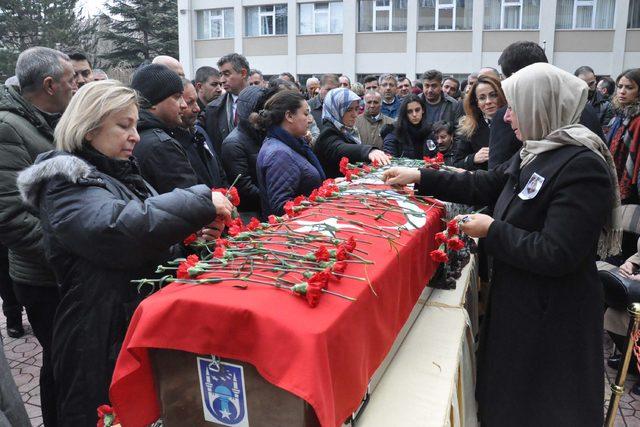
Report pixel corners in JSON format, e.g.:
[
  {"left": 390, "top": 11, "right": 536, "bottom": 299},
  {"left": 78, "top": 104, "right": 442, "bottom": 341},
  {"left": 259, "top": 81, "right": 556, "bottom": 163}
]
[
  {"left": 382, "top": 63, "right": 621, "bottom": 426},
  {"left": 313, "top": 88, "right": 390, "bottom": 177}
]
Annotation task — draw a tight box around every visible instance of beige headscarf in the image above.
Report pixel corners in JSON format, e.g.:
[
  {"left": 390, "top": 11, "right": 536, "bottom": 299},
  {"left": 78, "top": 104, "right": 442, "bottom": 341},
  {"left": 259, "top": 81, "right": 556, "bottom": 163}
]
[{"left": 501, "top": 62, "right": 622, "bottom": 258}]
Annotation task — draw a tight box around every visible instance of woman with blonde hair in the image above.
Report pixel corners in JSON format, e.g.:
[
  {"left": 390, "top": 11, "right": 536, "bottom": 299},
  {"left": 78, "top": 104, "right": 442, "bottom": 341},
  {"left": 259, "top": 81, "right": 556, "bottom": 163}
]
[
  {"left": 16, "top": 80, "right": 233, "bottom": 425},
  {"left": 383, "top": 62, "right": 620, "bottom": 426},
  {"left": 454, "top": 75, "right": 506, "bottom": 170}
]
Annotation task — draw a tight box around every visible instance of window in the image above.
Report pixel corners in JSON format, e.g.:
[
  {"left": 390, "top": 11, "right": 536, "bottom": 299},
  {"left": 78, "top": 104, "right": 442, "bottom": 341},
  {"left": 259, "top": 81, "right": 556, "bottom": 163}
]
[
  {"left": 484, "top": 0, "right": 540, "bottom": 30},
  {"left": 196, "top": 8, "right": 234, "bottom": 39},
  {"left": 299, "top": 2, "right": 343, "bottom": 34},
  {"left": 358, "top": 0, "right": 407, "bottom": 32},
  {"left": 630, "top": 0, "right": 640, "bottom": 28},
  {"left": 418, "top": 0, "right": 473, "bottom": 31},
  {"left": 556, "top": 0, "right": 615, "bottom": 29},
  {"left": 245, "top": 4, "right": 288, "bottom": 36}
]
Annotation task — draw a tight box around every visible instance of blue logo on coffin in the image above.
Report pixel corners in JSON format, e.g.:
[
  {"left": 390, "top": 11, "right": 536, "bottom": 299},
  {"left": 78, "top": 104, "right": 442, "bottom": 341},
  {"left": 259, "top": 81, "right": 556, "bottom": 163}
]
[{"left": 197, "top": 356, "right": 249, "bottom": 426}]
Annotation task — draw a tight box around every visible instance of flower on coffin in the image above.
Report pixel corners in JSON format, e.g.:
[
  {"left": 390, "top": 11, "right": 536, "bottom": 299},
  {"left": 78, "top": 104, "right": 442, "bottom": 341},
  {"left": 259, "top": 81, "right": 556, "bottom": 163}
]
[
  {"left": 227, "top": 218, "right": 246, "bottom": 236},
  {"left": 435, "top": 232, "right": 448, "bottom": 246},
  {"left": 213, "top": 186, "right": 240, "bottom": 207},
  {"left": 423, "top": 153, "right": 445, "bottom": 170},
  {"left": 447, "top": 219, "right": 459, "bottom": 235},
  {"left": 246, "top": 217, "right": 262, "bottom": 231},
  {"left": 430, "top": 249, "right": 449, "bottom": 263},
  {"left": 97, "top": 404, "right": 120, "bottom": 427},
  {"left": 183, "top": 233, "right": 198, "bottom": 246},
  {"left": 314, "top": 245, "right": 331, "bottom": 262},
  {"left": 332, "top": 261, "right": 347, "bottom": 274},
  {"left": 177, "top": 254, "right": 200, "bottom": 279},
  {"left": 213, "top": 245, "right": 226, "bottom": 258},
  {"left": 344, "top": 236, "right": 357, "bottom": 253},
  {"left": 447, "top": 237, "right": 465, "bottom": 251}
]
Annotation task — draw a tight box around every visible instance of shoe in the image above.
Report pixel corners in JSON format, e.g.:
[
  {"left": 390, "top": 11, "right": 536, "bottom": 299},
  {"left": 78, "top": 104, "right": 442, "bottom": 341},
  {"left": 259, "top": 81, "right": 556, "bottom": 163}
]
[
  {"left": 632, "top": 380, "right": 640, "bottom": 396},
  {"left": 5, "top": 310, "right": 24, "bottom": 338},
  {"left": 608, "top": 353, "right": 622, "bottom": 370}
]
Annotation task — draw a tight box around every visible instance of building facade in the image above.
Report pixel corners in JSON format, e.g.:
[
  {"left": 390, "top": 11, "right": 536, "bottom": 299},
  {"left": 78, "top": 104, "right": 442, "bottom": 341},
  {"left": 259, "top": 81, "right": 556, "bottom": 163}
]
[{"left": 177, "top": 0, "right": 640, "bottom": 81}]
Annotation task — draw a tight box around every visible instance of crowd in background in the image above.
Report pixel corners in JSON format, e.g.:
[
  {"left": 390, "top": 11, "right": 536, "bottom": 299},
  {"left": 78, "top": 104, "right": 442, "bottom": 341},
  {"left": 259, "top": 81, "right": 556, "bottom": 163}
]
[{"left": 0, "top": 40, "right": 638, "bottom": 426}]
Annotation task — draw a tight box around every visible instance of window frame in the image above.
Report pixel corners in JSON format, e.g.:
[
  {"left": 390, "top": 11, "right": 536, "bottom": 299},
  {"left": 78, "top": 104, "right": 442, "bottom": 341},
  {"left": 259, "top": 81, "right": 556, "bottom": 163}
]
[
  {"left": 436, "top": 0, "right": 455, "bottom": 30},
  {"left": 196, "top": 8, "right": 234, "bottom": 40},
  {"left": 373, "top": 0, "right": 393, "bottom": 32},
  {"left": 500, "top": 0, "right": 523, "bottom": 30},
  {"left": 299, "top": 2, "right": 343, "bottom": 35},
  {"left": 573, "top": 0, "right": 596, "bottom": 29},
  {"left": 247, "top": 4, "right": 287, "bottom": 37}
]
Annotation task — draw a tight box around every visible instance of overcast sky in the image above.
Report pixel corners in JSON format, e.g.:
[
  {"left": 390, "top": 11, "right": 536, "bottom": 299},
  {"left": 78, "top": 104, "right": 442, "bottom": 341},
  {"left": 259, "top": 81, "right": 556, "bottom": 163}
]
[{"left": 78, "top": 0, "right": 106, "bottom": 17}]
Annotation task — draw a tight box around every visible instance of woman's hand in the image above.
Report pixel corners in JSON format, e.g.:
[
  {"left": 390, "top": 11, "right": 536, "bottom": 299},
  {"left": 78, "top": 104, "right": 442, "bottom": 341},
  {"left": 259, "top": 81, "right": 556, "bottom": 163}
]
[
  {"left": 473, "top": 147, "right": 490, "bottom": 164},
  {"left": 197, "top": 218, "right": 226, "bottom": 241},
  {"left": 211, "top": 192, "right": 233, "bottom": 222},
  {"left": 454, "top": 214, "right": 494, "bottom": 238},
  {"left": 382, "top": 167, "right": 421, "bottom": 186},
  {"left": 369, "top": 149, "right": 391, "bottom": 166},
  {"left": 619, "top": 261, "right": 638, "bottom": 278}
]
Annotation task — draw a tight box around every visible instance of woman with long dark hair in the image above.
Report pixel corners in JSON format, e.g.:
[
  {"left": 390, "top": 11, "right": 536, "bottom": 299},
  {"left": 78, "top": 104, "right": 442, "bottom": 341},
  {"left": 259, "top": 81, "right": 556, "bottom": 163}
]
[
  {"left": 454, "top": 75, "right": 507, "bottom": 170},
  {"left": 608, "top": 68, "right": 640, "bottom": 204},
  {"left": 383, "top": 94, "right": 435, "bottom": 159},
  {"left": 256, "top": 90, "right": 327, "bottom": 217}
]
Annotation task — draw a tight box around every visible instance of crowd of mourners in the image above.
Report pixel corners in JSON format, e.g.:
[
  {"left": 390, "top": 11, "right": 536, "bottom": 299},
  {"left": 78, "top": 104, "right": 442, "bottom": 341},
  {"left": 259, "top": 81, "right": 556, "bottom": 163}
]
[{"left": 0, "top": 40, "right": 638, "bottom": 427}]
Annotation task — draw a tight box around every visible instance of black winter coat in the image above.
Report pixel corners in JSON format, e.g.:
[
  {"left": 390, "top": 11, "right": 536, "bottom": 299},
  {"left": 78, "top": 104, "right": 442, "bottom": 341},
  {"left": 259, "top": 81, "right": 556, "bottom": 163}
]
[
  {"left": 173, "top": 127, "right": 228, "bottom": 189},
  {"left": 221, "top": 122, "right": 263, "bottom": 214},
  {"left": 488, "top": 104, "right": 606, "bottom": 169},
  {"left": 382, "top": 129, "right": 437, "bottom": 159},
  {"left": 453, "top": 118, "right": 490, "bottom": 171},
  {"left": 419, "top": 144, "right": 609, "bottom": 426},
  {"left": 204, "top": 92, "right": 236, "bottom": 157},
  {"left": 314, "top": 122, "right": 375, "bottom": 178},
  {"left": 133, "top": 111, "right": 199, "bottom": 194},
  {"left": 17, "top": 150, "right": 217, "bottom": 426}
]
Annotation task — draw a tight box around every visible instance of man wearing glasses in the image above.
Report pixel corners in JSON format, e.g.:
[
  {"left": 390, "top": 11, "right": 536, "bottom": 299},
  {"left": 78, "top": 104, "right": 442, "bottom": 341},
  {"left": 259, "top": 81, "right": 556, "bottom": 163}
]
[{"left": 575, "top": 65, "right": 613, "bottom": 128}]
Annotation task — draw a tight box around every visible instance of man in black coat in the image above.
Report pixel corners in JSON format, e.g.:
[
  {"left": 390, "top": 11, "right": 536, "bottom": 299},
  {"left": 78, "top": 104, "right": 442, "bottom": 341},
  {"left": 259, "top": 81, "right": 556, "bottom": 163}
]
[
  {"left": 204, "top": 53, "right": 250, "bottom": 157},
  {"left": 174, "top": 79, "right": 227, "bottom": 189},
  {"left": 130, "top": 64, "right": 203, "bottom": 194},
  {"left": 489, "top": 42, "right": 605, "bottom": 169}
]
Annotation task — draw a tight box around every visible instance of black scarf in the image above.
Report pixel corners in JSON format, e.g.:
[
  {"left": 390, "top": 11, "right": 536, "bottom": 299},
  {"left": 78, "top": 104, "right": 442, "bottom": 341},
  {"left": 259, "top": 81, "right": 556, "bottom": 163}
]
[{"left": 76, "top": 145, "right": 152, "bottom": 201}]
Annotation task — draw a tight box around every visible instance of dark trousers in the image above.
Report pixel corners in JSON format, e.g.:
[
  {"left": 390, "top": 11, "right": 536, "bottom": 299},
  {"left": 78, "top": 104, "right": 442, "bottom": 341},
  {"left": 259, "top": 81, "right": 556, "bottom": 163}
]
[
  {"left": 0, "top": 246, "right": 21, "bottom": 319},
  {"left": 13, "top": 283, "right": 59, "bottom": 427}
]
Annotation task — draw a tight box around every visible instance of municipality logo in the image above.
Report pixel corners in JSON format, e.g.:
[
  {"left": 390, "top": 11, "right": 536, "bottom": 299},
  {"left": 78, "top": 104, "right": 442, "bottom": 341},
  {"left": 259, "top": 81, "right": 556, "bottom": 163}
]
[{"left": 197, "top": 356, "right": 249, "bottom": 426}]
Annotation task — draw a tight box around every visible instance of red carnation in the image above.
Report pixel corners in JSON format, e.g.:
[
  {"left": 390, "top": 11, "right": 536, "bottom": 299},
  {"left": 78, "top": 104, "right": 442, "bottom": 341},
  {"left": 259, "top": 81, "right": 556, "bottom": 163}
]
[
  {"left": 308, "top": 189, "right": 318, "bottom": 202},
  {"left": 430, "top": 249, "right": 449, "bottom": 263},
  {"left": 227, "top": 218, "right": 245, "bottom": 236},
  {"left": 345, "top": 170, "right": 353, "bottom": 181},
  {"left": 227, "top": 186, "right": 240, "bottom": 206},
  {"left": 183, "top": 233, "right": 197, "bottom": 246},
  {"left": 372, "top": 159, "right": 380, "bottom": 168},
  {"left": 97, "top": 404, "right": 119, "bottom": 427},
  {"left": 293, "top": 195, "right": 306, "bottom": 205},
  {"left": 268, "top": 215, "right": 279, "bottom": 225},
  {"left": 339, "top": 157, "right": 349, "bottom": 173},
  {"left": 177, "top": 254, "right": 200, "bottom": 279},
  {"left": 284, "top": 201, "right": 296, "bottom": 217},
  {"left": 447, "top": 237, "right": 465, "bottom": 251},
  {"left": 309, "top": 270, "right": 330, "bottom": 290},
  {"left": 435, "top": 232, "right": 448, "bottom": 246},
  {"left": 315, "top": 245, "right": 331, "bottom": 262},
  {"left": 344, "top": 236, "right": 356, "bottom": 253},
  {"left": 215, "top": 238, "right": 229, "bottom": 247},
  {"left": 213, "top": 245, "right": 226, "bottom": 258},
  {"left": 246, "top": 217, "right": 261, "bottom": 231},
  {"left": 435, "top": 152, "right": 444, "bottom": 163},
  {"left": 447, "top": 219, "right": 459, "bottom": 235},
  {"left": 335, "top": 246, "right": 349, "bottom": 261},
  {"left": 332, "top": 261, "right": 347, "bottom": 274},
  {"left": 306, "top": 281, "right": 323, "bottom": 307},
  {"left": 362, "top": 164, "right": 371, "bottom": 173}
]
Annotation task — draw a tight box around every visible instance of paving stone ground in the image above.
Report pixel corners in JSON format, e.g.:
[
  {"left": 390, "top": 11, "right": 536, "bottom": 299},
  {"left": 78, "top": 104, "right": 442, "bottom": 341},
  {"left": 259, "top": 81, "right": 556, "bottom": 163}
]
[{"left": 3, "top": 312, "right": 640, "bottom": 426}]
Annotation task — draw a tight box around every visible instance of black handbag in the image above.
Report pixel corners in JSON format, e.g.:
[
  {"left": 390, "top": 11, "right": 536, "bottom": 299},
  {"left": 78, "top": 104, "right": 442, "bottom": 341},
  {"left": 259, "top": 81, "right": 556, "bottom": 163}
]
[{"left": 599, "top": 268, "right": 640, "bottom": 310}]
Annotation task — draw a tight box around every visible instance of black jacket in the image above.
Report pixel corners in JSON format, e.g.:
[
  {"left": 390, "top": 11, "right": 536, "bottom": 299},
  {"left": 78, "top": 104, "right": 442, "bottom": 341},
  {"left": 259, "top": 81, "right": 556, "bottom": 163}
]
[
  {"left": 488, "top": 104, "right": 606, "bottom": 170},
  {"left": 222, "top": 122, "right": 262, "bottom": 214},
  {"left": 453, "top": 118, "right": 490, "bottom": 171},
  {"left": 17, "top": 150, "right": 217, "bottom": 426},
  {"left": 133, "top": 110, "right": 199, "bottom": 194},
  {"left": 313, "top": 122, "right": 375, "bottom": 178},
  {"left": 173, "top": 127, "right": 228, "bottom": 189},
  {"left": 419, "top": 144, "right": 609, "bottom": 426},
  {"left": 382, "top": 128, "right": 437, "bottom": 159},
  {"left": 590, "top": 90, "right": 614, "bottom": 127},
  {"left": 204, "top": 92, "right": 236, "bottom": 157},
  {"left": 418, "top": 93, "right": 461, "bottom": 126}
]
